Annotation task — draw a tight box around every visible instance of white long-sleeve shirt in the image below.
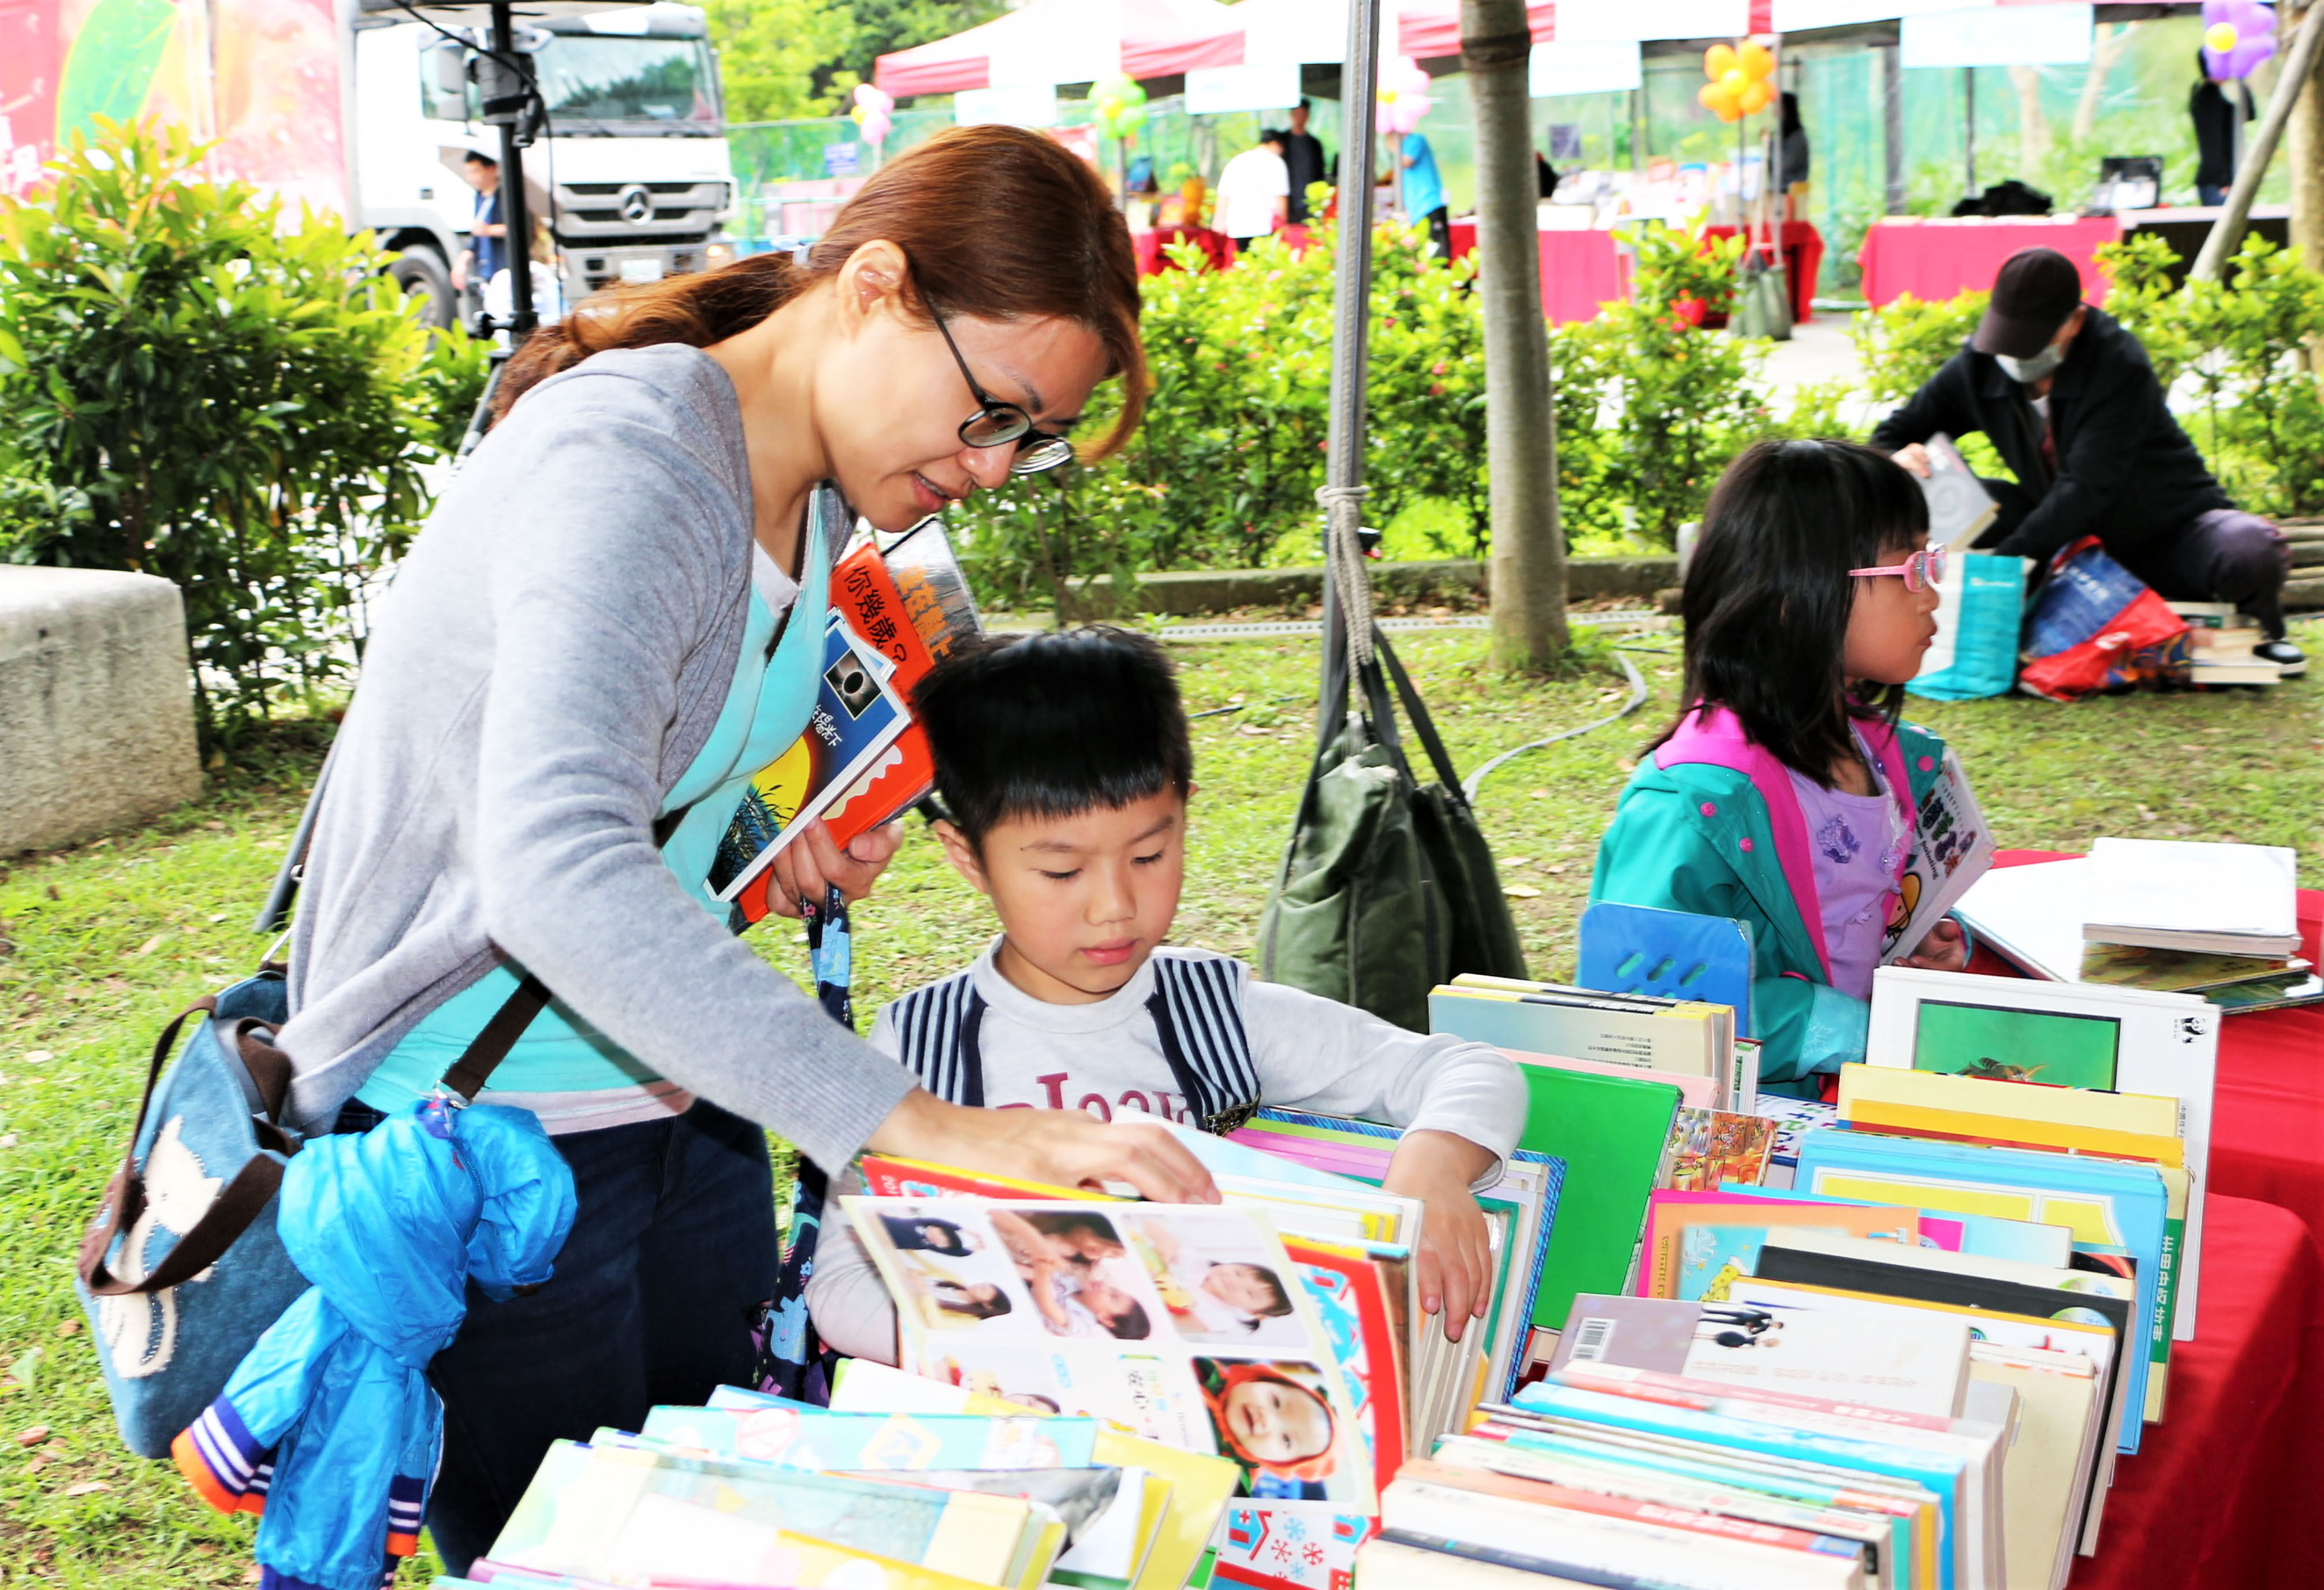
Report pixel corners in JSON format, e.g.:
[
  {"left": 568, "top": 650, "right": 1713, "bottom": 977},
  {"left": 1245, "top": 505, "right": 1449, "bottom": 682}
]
[{"left": 806, "top": 943, "right": 1526, "bottom": 1363}]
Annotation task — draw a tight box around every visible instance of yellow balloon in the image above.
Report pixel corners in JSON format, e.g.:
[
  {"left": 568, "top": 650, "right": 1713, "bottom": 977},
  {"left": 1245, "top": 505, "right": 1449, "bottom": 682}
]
[
  {"left": 1721, "top": 68, "right": 1748, "bottom": 93},
  {"left": 1098, "top": 95, "right": 1123, "bottom": 119},
  {"left": 1741, "top": 42, "right": 1776, "bottom": 80},
  {"left": 1741, "top": 79, "right": 1775, "bottom": 115},
  {"left": 1701, "top": 81, "right": 1742, "bottom": 121},
  {"left": 2206, "top": 21, "right": 2240, "bottom": 51},
  {"left": 1705, "top": 43, "right": 1738, "bottom": 81}
]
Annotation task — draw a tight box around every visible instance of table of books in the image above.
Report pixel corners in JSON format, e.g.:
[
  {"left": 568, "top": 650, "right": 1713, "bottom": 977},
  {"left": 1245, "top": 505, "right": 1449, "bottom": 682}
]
[
  {"left": 1982, "top": 851, "right": 2324, "bottom": 1245},
  {"left": 1857, "top": 217, "right": 2120, "bottom": 309}
]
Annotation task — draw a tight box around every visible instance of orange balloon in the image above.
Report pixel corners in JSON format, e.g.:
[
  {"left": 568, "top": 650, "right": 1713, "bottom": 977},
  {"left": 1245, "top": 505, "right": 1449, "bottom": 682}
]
[
  {"left": 1740, "top": 79, "right": 1775, "bottom": 114},
  {"left": 1700, "top": 81, "right": 1743, "bottom": 121},
  {"left": 1741, "top": 42, "right": 1776, "bottom": 80},
  {"left": 1704, "top": 43, "right": 1738, "bottom": 81},
  {"left": 1720, "top": 68, "right": 1748, "bottom": 93}
]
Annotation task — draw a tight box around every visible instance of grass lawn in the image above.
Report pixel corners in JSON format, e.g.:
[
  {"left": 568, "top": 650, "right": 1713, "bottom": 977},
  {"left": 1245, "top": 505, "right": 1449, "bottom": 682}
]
[{"left": 1, "top": 617, "right": 2318, "bottom": 1581}]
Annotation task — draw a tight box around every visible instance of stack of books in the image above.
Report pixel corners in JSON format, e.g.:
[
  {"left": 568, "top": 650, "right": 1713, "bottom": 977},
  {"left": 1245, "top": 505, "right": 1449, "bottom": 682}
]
[
  {"left": 2170, "top": 600, "right": 2281, "bottom": 685},
  {"left": 1957, "top": 841, "right": 2319, "bottom": 1012}
]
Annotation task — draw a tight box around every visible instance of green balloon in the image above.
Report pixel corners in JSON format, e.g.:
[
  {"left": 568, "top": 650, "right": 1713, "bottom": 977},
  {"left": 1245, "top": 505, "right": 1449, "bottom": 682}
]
[
  {"left": 1124, "top": 83, "right": 1149, "bottom": 107},
  {"left": 1119, "top": 103, "right": 1148, "bottom": 132}
]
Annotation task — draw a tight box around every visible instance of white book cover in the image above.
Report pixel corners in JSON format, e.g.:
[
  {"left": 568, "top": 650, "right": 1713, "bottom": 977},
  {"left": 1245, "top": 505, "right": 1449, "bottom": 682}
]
[
  {"left": 1920, "top": 433, "right": 1999, "bottom": 549},
  {"left": 2083, "top": 838, "right": 2299, "bottom": 955},
  {"left": 1861, "top": 965, "right": 2216, "bottom": 1341}
]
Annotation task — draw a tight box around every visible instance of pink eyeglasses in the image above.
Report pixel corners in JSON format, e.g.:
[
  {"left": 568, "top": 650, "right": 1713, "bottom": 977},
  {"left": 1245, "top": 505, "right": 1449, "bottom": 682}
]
[{"left": 1850, "top": 545, "right": 1946, "bottom": 591}]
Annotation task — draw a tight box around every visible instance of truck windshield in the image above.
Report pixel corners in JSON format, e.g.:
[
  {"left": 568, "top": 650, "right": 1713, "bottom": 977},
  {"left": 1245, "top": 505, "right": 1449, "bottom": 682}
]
[{"left": 534, "top": 35, "right": 721, "bottom": 132}]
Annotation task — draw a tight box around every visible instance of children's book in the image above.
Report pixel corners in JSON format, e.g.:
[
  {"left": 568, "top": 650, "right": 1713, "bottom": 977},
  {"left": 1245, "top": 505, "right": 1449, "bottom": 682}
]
[
  {"left": 1919, "top": 434, "right": 1999, "bottom": 549},
  {"left": 1862, "top": 965, "right": 2214, "bottom": 1342},
  {"left": 636, "top": 1405, "right": 1101, "bottom": 1472},
  {"left": 1660, "top": 1107, "right": 1779, "bottom": 1191},
  {"left": 2082, "top": 837, "right": 2300, "bottom": 957},
  {"left": 1637, "top": 1193, "right": 1922, "bottom": 1302},
  {"left": 1879, "top": 749, "right": 1994, "bottom": 967},
  {"left": 724, "top": 517, "right": 981, "bottom": 922},
  {"left": 1712, "top": 1181, "right": 2076, "bottom": 1269},
  {"left": 844, "top": 1196, "right": 1378, "bottom": 1513},
  {"left": 1547, "top": 1293, "right": 1973, "bottom": 1420},
  {"left": 711, "top": 610, "right": 913, "bottom": 905},
  {"left": 821, "top": 1359, "right": 1239, "bottom": 1590},
  {"left": 1502, "top": 1063, "right": 1684, "bottom": 1330}
]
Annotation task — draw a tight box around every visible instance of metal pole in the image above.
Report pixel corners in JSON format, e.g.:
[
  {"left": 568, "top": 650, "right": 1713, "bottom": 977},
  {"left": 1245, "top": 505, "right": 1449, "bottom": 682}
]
[
  {"left": 490, "top": 0, "right": 538, "bottom": 338},
  {"left": 1964, "top": 68, "right": 1977, "bottom": 197},
  {"left": 2195, "top": 0, "right": 2324, "bottom": 279},
  {"left": 1317, "top": 0, "right": 1385, "bottom": 700},
  {"left": 1881, "top": 40, "right": 1905, "bottom": 215}
]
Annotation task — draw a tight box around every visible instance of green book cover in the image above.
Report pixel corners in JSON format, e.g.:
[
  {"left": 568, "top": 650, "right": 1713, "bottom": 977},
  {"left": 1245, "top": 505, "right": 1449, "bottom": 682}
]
[{"left": 1510, "top": 1063, "right": 1682, "bottom": 1330}]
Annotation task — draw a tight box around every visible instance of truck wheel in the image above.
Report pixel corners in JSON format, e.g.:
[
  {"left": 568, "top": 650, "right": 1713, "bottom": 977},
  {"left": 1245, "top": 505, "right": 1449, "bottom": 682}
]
[{"left": 389, "top": 248, "right": 456, "bottom": 330}]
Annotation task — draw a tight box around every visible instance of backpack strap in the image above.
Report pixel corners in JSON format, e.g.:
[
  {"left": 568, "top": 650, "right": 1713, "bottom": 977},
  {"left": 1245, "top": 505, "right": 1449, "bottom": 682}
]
[
  {"left": 887, "top": 970, "right": 987, "bottom": 1108},
  {"left": 1146, "top": 955, "right": 1263, "bottom": 1135}
]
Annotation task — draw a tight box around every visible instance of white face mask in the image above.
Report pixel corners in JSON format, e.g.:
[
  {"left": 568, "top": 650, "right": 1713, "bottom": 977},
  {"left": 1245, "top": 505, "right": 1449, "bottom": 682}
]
[{"left": 1995, "top": 340, "right": 2067, "bottom": 385}]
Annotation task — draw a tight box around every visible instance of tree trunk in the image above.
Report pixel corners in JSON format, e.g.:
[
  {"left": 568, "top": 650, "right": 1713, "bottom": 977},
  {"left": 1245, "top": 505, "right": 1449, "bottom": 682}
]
[
  {"left": 2009, "top": 66, "right": 2052, "bottom": 180},
  {"left": 2288, "top": 0, "right": 2324, "bottom": 272},
  {"left": 1462, "top": 0, "right": 1568, "bottom": 670},
  {"left": 2070, "top": 24, "right": 2132, "bottom": 146}
]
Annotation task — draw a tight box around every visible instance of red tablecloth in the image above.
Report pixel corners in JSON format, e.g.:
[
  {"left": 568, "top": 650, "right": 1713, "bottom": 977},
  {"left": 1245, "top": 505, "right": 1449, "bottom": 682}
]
[
  {"left": 1701, "top": 221, "right": 1824, "bottom": 323},
  {"left": 1980, "top": 851, "right": 2324, "bottom": 1248},
  {"left": 1536, "top": 229, "right": 1628, "bottom": 325},
  {"left": 1859, "top": 217, "right": 2122, "bottom": 308},
  {"left": 1133, "top": 225, "right": 1232, "bottom": 276},
  {"left": 2066, "top": 1194, "right": 2324, "bottom": 1589}
]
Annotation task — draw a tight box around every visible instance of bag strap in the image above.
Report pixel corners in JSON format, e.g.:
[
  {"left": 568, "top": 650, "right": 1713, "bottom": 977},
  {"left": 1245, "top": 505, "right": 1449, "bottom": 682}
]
[
  {"left": 1373, "top": 626, "right": 1476, "bottom": 809},
  {"left": 436, "top": 973, "right": 554, "bottom": 1103}
]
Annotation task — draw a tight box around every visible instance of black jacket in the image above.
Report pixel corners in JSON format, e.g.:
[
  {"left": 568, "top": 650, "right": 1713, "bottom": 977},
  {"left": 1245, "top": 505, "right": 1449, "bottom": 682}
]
[
  {"left": 1283, "top": 131, "right": 1327, "bottom": 224},
  {"left": 1869, "top": 307, "right": 2230, "bottom": 565}
]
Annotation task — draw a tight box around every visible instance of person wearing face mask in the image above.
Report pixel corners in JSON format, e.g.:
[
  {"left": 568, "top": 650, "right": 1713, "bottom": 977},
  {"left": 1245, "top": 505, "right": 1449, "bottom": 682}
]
[
  {"left": 1873, "top": 247, "right": 2302, "bottom": 675},
  {"left": 269, "top": 126, "right": 1221, "bottom": 1570}
]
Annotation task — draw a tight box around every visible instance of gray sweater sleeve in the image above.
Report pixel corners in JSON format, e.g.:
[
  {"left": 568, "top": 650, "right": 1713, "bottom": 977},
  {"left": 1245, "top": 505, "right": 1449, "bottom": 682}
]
[
  {"left": 467, "top": 417, "right": 914, "bottom": 1170},
  {"left": 278, "top": 348, "right": 914, "bottom": 1170}
]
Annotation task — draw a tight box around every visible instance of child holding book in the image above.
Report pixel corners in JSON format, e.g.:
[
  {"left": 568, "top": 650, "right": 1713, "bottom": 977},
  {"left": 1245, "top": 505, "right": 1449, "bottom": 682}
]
[
  {"left": 810, "top": 628, "right": 1524, "bottom": 1362},
  {"left": 1590, "top": 440, "right": 1973, "bottom": 1098}
]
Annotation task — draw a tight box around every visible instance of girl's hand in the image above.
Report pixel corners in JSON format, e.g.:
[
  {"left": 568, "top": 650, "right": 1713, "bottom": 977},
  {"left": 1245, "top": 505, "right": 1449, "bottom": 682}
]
[
  {"left": 868, "top": 1093, "right": 1221, "bottom": 1207},
  {"left": 1897, "top": 918, "right": 1971, "bottom": 973},
  {"left": 765, "top": 818, "right": 904, "bottom": 918},
  {"left": 1381, "top": 1129, "right": 1498, "bottom": 1343}
]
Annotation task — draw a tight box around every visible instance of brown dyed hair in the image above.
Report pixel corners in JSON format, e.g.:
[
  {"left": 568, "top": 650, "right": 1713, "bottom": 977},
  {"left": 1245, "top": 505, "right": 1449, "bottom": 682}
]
[{"left": 496, "top": 125, "right": 1147, "bottom": 456}]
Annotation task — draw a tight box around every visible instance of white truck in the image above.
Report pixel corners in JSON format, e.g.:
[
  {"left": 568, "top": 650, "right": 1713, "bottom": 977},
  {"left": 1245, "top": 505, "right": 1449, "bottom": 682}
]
[
  {"left": 2, "top": 0, "right": 735, "bottom": 327},
  {"left": 357, "top": 1, "right": 736, "bottom": 325}
]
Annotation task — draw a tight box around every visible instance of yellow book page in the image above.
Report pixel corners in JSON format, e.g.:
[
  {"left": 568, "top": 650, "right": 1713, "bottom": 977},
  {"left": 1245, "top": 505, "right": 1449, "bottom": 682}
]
[
  {"left": 922, "top": 1491, "right": 1033, "bottom": 1586},
  {"left": 1810, "top": 1171, "right": 2125, "bottom": 1246},
  {"left": 1014, "top": 1519, "right": 1067, "bottom": 1590},
  {"left": 1838, "top": 1064, "right": 2180, "bottom": 1135},
  {"left": 1845, "top": 1099, "right": 2184, "bottom": 1167},
  {"left": 763, "top": 1529, "right": 1000, "bottom": 1590},
  {"left": 1972, "top": 1360, "right": 2096, "bottom": 1590}
]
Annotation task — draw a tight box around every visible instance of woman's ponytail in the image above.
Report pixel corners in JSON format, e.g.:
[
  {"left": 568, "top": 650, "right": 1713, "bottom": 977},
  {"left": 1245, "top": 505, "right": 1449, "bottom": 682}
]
[{"left": 493, "top": 125, "right": 1146, "bottom": 451}]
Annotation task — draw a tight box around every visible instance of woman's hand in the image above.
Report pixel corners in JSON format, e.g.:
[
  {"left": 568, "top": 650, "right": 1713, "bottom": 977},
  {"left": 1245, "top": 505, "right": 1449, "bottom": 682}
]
[
  {"left": 867, "top": 1092, "right": 1221, "bottom": 1206},
  {"left": 1897, "top": 918, "right": 1972, "bottom": 973},
  {"left": 1381, "top": 1129, "right": 1498, "bottom": 1342},
  {"left": 764, "top": 818, "right": 904, "bottom": 919},
  {"left": 1890, "top": 442, "right": 1933, "bottom": 479}
]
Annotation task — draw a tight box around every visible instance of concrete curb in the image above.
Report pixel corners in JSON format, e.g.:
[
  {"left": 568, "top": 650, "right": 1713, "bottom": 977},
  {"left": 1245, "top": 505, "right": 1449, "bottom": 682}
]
[{"left": 1056, "top": 555, "right": 1679, "bottom": 619}]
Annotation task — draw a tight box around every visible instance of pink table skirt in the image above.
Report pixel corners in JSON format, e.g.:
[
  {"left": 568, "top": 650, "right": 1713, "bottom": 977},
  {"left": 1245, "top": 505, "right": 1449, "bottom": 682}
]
[{"left": 1859, "top": 215, "right": 2122, "bottom": 307}]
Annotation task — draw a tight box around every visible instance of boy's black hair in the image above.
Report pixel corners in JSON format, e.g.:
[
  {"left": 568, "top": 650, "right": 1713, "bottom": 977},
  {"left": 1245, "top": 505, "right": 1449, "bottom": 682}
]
[
  {"left": 912, "top": 627, "right": 1193, "bottom": 851},
  {"left": 1651, "top": 438, "right": 1929, "bottom": 784}
]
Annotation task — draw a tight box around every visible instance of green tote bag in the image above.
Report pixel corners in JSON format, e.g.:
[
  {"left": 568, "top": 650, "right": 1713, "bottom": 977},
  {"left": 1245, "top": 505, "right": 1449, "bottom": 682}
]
[{"left": 1258, "top": 623, "right": 1527, "bottom": 1033}]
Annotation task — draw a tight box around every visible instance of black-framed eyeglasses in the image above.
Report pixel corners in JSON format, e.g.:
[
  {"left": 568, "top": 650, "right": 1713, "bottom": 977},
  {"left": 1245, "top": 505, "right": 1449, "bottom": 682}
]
[{"left": 928, "top": 301, "right": 1076, "bottom": 475}]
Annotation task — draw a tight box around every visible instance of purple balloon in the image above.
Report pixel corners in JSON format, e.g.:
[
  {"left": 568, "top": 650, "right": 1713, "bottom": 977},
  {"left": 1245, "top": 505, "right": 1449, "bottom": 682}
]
[{"left": 2203, "top": 0, "right": 2278, "bottom": 80}]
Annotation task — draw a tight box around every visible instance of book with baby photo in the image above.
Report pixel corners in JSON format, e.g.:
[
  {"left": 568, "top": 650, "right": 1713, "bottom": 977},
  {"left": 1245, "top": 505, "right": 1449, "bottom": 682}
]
[{"left": 843, "top": 1196, "right": 1377, "bottom": 1517}]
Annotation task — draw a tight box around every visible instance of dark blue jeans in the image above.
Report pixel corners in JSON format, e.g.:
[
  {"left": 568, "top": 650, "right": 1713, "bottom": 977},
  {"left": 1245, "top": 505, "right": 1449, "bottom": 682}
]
[{"left": 336, "top": 1097, "right": 777, "bottom": 1573}]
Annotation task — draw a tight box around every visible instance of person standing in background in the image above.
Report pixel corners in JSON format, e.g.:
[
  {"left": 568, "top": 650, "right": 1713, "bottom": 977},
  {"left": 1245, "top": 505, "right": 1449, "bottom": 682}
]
[
  {"left": 2191, "top": 49, "right": 2249, "bottom": 206},
  {"left": 1215, "top": 129, "right": 1291, "bottom": 250},
  {"left": 1779, "top": 92, "right": 1810, "bottom": 220},
  {"left": 1399, "top": 129, "right": 1448, "bottom": 258},
  {"left": 1282, "top": 99, "right": 1327, "bottom": 225},
  {"left": 452, "top": 150, "right": 505, "bottom": 308}
]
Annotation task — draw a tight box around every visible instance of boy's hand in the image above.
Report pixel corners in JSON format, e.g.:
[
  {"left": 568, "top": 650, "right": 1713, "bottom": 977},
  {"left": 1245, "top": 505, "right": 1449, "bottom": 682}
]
[
  {"left": 766, "top": 818, "right": 904, "bottom": 918},
  {"left": 1897, "top": 918, "right": 1971, "bottom": 973},
  {"left": 1381, "top": 1129, "right": 1497, "bottom": 1343}
]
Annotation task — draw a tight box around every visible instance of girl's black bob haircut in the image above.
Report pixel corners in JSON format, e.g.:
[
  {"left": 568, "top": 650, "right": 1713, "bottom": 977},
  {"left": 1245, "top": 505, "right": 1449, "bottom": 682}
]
[
  {"left": 911, "top": 625, "right": 1193, "bottom": 849},
  {"left": 1652, "top": 437, "right": 1931, "bottom": 783}
]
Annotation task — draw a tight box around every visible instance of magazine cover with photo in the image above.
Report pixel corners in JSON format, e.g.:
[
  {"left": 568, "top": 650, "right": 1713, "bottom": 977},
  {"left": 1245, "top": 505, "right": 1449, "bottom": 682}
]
[{"left": 845, "top": 1196, "right": 1376, "bottom": 1510}]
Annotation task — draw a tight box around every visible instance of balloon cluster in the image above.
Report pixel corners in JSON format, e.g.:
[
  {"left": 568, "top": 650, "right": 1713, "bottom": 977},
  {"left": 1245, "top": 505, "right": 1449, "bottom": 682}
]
[
  {"left": 2202, "top": 0, "right": 2277, "bottom": 80},
  {"left": 851, "top": 83, "right": 894, "bottom": 148},
  {"left": 1376, "top": 55, "right": 1433, "bottom": 136},
  {"left": 1093, "top": 72, "right": 1150, "bottom": 139},
  {"left": 1697, "top": 40, "right": 1776, "bottom": 122}
]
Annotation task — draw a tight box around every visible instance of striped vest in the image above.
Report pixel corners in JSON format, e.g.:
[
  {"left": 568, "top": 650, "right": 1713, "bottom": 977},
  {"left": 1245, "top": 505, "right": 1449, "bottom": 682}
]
[{"left": 886, "top": 952, "right": 1264, "bottom": 1135}]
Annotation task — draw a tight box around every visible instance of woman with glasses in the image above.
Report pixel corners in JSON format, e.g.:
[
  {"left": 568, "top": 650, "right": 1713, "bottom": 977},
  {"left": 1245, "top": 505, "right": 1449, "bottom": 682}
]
[
  {"left": 270, "top": 126, "right": 1216, "bottom": 1567},
  {"left": 1586, "top": 439, "right": 1979, "bottom": 1099}
]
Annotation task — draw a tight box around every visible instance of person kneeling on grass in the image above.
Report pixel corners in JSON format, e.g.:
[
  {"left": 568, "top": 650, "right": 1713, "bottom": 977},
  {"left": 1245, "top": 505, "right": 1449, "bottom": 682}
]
[{"left": 808, "top": 627, "right": 1525, "bottom": 1361}]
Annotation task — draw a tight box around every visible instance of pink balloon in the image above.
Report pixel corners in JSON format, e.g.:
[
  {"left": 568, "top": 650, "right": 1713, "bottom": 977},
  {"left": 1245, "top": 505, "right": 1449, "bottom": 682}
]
[{"left": 861, "top": 111, "right": 892, "bottom": 145}]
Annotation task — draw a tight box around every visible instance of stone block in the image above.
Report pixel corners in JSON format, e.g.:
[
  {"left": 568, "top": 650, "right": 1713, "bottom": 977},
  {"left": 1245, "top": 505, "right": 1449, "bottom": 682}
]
[
  {"left": 0, "top": 568, "right": 202, "bottom": 853},
  {"left": 1055, "top": 554, "right": 1679, "bottom": 620}
]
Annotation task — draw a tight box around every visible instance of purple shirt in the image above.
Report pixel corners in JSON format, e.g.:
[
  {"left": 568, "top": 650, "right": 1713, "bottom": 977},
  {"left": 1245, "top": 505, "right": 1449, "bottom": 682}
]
[{"left": 1783, "top": 736, "right": 1907, "bottom": 1000}]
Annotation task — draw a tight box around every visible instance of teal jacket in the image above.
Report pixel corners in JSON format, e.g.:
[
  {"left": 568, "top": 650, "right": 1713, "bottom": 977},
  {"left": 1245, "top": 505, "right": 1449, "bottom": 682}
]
[{"left": 1589, "top": 705, "right": 1949, "bottom": 1096}]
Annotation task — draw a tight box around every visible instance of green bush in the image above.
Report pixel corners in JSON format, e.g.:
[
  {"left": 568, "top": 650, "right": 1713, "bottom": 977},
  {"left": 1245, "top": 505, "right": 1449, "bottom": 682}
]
[
  {"left": 1849, "top": 289, "right": 1987, "bottom": 408},
  {"left": 953, "top": 217, "right": 1827, "bottom": 612},
  {"left": 0, "top": 118, "right": 490, "bottom": 745}
]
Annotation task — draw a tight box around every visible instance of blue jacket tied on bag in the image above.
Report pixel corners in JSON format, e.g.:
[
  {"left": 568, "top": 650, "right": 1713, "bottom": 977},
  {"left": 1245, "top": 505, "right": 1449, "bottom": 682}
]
[{"left": 173, "top": 1099, "right": 576, "bottom": 1590}]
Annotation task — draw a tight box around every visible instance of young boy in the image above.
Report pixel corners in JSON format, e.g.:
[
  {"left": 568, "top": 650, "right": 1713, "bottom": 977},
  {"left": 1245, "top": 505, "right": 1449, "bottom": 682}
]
[{"left": 808, "top": 628, "right": 1525, "bottom": 1365}]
